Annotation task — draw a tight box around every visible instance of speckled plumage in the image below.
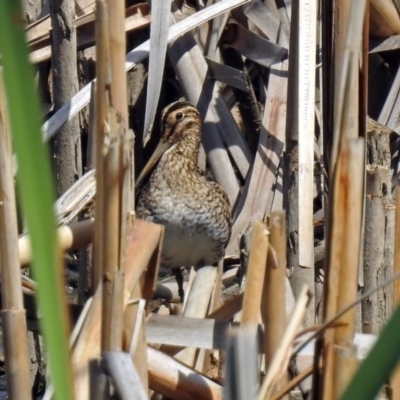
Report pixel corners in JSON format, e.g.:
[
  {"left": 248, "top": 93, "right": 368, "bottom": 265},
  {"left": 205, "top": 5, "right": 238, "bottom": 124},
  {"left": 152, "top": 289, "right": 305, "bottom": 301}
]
[{"left": 136, "top": 100, "right": 231, "bottom": 269}]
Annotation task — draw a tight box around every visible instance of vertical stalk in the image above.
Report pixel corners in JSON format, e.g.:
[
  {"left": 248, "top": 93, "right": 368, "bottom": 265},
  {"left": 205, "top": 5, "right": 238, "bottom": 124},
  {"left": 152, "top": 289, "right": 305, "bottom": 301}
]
[
  {"left": 106, "top": 0, "right": 128, "bottom": 122},
  {"left": 0, "top": 73, "right": 31, "bottom": 400},
  {"left": 390, "top": 187, "right": 400, "bottom": 396},
  {"left": 92, "top": 0, "right": 109, "bottom": 291},
  {"left": 49, "top": 0, "right": 82, "bottom": 196},
  {"left": 96, "top": 0, "right": 130, "bottom": 353},
  {"left": 285, "top": 0, "right": 316, "bottom": 327},
  {"left": 333, "top": 139, "right": 365, "bottom": 398},
  {"left": 241, "top": 221, "right": 269, "bottom": 326},
  {"left": 261, "top": 211, "right": 287, "bottom": 396},
  {"left": 322, "top": 2, "right": 366, "bottom": 397}
]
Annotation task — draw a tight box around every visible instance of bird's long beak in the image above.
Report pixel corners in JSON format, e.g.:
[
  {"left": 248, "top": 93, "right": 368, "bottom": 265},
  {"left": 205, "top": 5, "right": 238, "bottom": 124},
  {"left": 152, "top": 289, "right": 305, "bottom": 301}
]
[{"left": 135, "top": 139, "right": 172, "bottom": 190}]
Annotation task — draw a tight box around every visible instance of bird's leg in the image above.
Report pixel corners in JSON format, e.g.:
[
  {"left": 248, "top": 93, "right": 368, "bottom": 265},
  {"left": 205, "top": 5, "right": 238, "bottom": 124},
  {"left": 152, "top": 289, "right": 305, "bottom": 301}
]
[{"left": 173, "top": 267, "right": 185, "bottom": 302}]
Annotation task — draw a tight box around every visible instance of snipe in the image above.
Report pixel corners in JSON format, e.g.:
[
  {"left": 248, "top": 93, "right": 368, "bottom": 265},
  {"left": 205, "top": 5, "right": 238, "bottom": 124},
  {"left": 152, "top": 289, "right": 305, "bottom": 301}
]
[{"left": 136, "top": 100, "right": 231, "bottom": 297}]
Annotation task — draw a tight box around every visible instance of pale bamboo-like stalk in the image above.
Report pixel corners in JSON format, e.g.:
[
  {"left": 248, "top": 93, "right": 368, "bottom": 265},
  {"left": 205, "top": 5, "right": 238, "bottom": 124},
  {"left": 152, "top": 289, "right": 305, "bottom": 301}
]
[
  {"left": 322, "top": 139, "right": 365, "bottom": 398},
  {"left": 390, "top": 186, "right": 400, "bottom": 396},
  {"left": 360, "top": 3, "right": 369, "bottom": 139},
  {"left": 261, "top": 211, "right": 287, "bottom": 394},
  {"left": 127, "top": 294, "right": 148, "bottom": 390},
  {"left": 123, "top": 219, "right": 164, "bottom": 294},
  {"left": 106, "top": 0, "right": 128, "bottom": 122},
  {"left": 101, "top": 107, "right": 124, "bottom": 351},
  {"left": 241, "top": 221, "right": 269, "bottom": 325},
  {"left": 210, "top": 261, "right": 223, "bottom": 313},
  {"left": 182, "top": 267, "right": 197, "bottom": 313},
  {"left": 175, "top": 266, "right": 218, "bottom": 367},
  {"left": 148, "top": 346, "right": 223, "bottom": 400},
  {"left": 332, "top": 138, "right": 365, "bottom": 398},
  {"left": 93, "top": 0, "right": 110, "bottom": 291},
  {"left": 322, "top": 2, "right": 366, "bottom": 397},
  {"left": 97, "top": 4, "right": 120, "bottom": 351},
  {"left": 284, "top": 0, "right": 315, "bottom": 328},
  {"left": 93, "top": 0, "right": 125, "bottom": 353},
  {"left": 322, "top": 143, "right": 347, "bottom": 398},
  {"left": 0, "top": 97, "right": 24, "bottom": 310},
  {"left": 229, "top": 60, "right": 287, "bottom": 255},
  {"left": 104, "top": 0, "right": 132, "bottom": 361},
  {"left": 196, "top": 261, "right": 223, "bottom": 374},
  {"left": 333, "top": 0, "right": 351, "bottom": 94},
  {"left": 106, "top": 0, "right": 133, "bottom": 223},
  {"left": 19, "top": 218, "right": 94, "bottom": 266},
  {"left": 297, "top": 0, "right": 317, "bottom": 272},
  {"left": 331, "top": 0, "right": 366, "bottom": 171},
  {"left": 0, "top": 74, "right": 31, "bottom": 399},
  {"left": 103, "top": 352, "right": 147, "bottom": 399},
  {"left": 369, "top": 0, "right": 400, "bottom": 37}
]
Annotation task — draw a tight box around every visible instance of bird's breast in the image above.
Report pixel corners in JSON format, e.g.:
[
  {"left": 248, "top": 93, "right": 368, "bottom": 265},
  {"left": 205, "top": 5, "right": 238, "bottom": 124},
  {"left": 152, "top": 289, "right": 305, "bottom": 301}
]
[{"left": 138, "top": 191, "right": 230, "bottom": 268}]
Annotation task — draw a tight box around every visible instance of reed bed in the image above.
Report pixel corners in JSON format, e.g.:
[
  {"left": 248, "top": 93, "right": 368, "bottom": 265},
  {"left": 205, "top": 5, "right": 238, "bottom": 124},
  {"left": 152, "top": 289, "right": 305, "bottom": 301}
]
[{"left": 2, "top": 0, "right": 400, "bottom": 399}]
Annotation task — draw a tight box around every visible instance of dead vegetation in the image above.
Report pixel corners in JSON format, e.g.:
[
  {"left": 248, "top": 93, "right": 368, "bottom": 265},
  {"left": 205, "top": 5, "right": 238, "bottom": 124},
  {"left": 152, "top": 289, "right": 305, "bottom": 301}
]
[{"left": 2, "top": 0, "right": 400, "bottom": 399}]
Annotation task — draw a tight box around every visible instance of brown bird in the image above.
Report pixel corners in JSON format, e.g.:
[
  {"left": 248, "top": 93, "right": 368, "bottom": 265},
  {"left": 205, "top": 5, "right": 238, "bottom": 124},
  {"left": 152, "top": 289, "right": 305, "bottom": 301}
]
[{"left": 136, "top": 100, "right": 231, "bottom": 299}]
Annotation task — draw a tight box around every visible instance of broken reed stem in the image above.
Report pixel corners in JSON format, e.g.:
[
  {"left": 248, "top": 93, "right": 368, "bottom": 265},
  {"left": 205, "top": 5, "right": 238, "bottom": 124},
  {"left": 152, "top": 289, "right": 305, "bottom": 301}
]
[
  {"left": 123, "top": 219, "right": 163, "bottom": 294},
  {"left": 321, "top": 161, "right": 343, "bottom": 396},
  {"left": 360, "top": 4, "right": 369, "bottom": 140},
  {"left": 241, "top": 221, "right": 269, "bottom": 326},
  {"left": 322, "top": 2, "right": 366, "bottom": 397},
  {"left": 333, "top": 0, "right": 352, "bottom": 107},
  {"left": 333, "top": 138, "right": 365, "bottom": 398},
  {"left": 0, "top": 101, "right": 24, "bottom": 310},
  {"left": 0, "top": 75, "right": 31, "bottom": 399},
  {"left": 261, "top": 212, "right": 287, "bottom": 391},
  {"left": 148, "top": 346, "right": 223, "bottom": 400},
  {"left": 103, "top": 352, "right": 148, "bottom": 400},
  {"left": 284, "top": 0, "right": 315, "bottom": 326},
  {"left": 331, "top": 0, "right": 366, "bottom": 171},
  {"left": 322, "top": 138, "right": 365, "bottom": 399},
  {"left": 390, "top": 186, "right": 400, "bottom": 396},
  {"left": 239, "top": 220, "right": 269, "bottom": 384},
  {"left": 105, "top": 0, "right": 133, "bottom": 221},
  {"left": 196, "top": 261, "right": 224, "bottom": 374},
  {"left": 106, "top": 0, "right": 128, "bottom": 122},
  {"left": 95, "top": 0, "right": 124, "bottom": 352},
  {"left": 175, "top": 266, "right": 218, "bottom": 367},
  {"left": 19, "top": 218, "right": 94, "bottom": 266},
  {"left": 127, "top": 295, "right": 148, "bottom": 390},
  {"left": 93, "top": 0, "right": 110, "bottom": 292},
  {"left": 101, "top": 108, "right": 124, "bottom": 351}
]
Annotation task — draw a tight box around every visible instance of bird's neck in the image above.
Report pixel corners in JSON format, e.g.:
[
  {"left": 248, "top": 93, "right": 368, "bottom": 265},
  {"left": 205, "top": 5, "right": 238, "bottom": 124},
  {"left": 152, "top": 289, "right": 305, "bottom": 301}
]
[{"left": 164, "top": 128, "right": 201, "bottom": 167}]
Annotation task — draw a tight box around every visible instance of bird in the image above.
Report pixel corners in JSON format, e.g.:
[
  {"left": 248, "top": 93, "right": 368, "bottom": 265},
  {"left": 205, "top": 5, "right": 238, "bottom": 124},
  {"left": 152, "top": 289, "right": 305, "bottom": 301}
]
[{"left": 136, "top": 100, "right": 232, "bottom": 300}]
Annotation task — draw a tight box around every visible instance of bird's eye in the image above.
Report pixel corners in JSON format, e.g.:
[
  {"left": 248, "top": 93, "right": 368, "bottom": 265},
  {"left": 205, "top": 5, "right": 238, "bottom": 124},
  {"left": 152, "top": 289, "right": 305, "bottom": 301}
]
[{"left": 176, "top": 112, "right": 184, "bottom": 121}]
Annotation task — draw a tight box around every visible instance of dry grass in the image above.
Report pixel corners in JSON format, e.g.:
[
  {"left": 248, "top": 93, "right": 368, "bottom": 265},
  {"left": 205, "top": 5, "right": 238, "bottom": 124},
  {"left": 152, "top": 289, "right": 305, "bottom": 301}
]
[{"left": 2, "top": 0, "right": 400, "bottom": 399}]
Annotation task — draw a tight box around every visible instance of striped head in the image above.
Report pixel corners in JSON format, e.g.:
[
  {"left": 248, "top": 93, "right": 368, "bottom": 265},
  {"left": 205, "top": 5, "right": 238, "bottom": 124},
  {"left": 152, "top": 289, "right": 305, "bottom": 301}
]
[{"left": 160, "top": 100, "right": 202, "bottom": 147}]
